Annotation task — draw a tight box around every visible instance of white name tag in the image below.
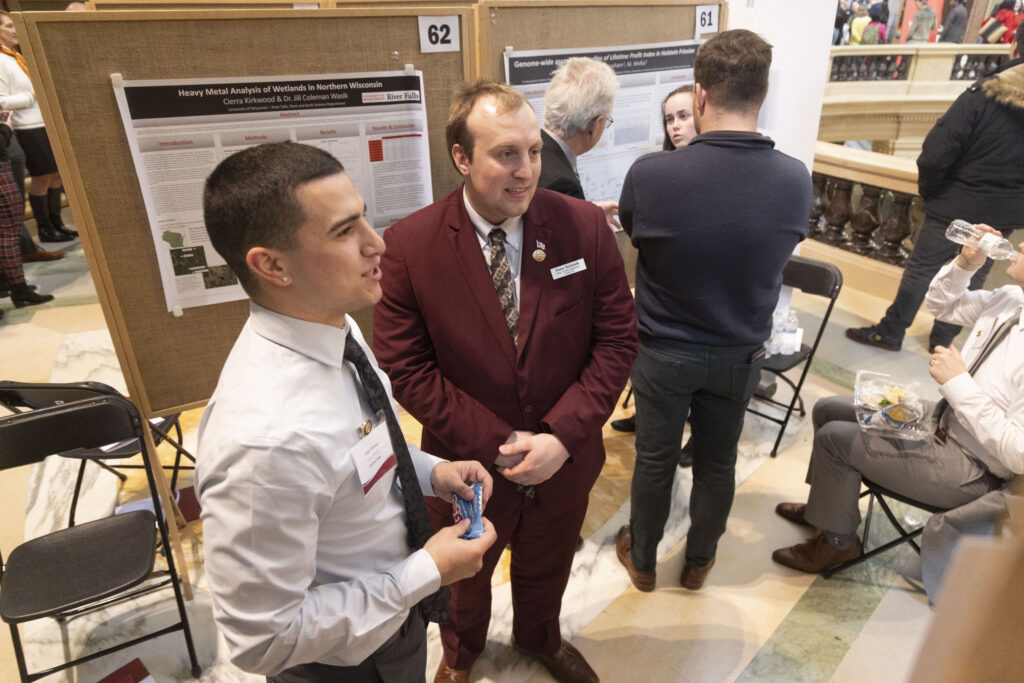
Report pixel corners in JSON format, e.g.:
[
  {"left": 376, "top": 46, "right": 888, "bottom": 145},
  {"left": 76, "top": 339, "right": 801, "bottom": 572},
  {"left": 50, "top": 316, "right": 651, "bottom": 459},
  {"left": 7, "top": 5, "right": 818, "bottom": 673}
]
[
  {"left": 550, "top": 258, "right": 587, "bottom": 280},
  {"left": 351, "top": 420, "right": 397, "bottom": 496}
]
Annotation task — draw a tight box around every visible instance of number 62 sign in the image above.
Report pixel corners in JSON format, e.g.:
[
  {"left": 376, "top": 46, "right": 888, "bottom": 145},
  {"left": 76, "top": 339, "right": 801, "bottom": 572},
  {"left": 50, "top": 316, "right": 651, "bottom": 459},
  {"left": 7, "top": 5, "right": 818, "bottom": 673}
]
[{"left": 418, "top": 16, "right": 461, "bottom": 53}]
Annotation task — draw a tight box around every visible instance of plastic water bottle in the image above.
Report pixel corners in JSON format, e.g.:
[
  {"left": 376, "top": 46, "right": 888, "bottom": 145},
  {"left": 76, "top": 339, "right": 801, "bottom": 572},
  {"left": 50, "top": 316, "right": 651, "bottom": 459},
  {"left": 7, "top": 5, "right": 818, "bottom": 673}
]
[
  {"left": 946, "top": 219, "right": 1017, "bottom": 260},
  {"left": 779, "top": 310, "right": 800, "bottom": 355},
  {"left": 765, "top": 310, "right": 783, "bottom": 357}
]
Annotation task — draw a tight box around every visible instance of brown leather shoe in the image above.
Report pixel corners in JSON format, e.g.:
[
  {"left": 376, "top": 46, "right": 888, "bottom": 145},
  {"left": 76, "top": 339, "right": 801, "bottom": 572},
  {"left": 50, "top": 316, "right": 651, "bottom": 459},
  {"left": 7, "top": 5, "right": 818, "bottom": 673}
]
[
  {"left": 22, "top": 248, "right": 64, "bottom": 262},
  {"left": 772, "top": 532, "right": 864, "bottom": 574},
  {"left": 434, "top": 660, "right": 470, "bottom": 683},
  {"left": 615, "top": 525, "right": 655, "bottom": 592},
  {"left": 514, "top": 639, "right": 598, "bottom": 683},
  {"left": 680, "top": 556, "right": 715, "bottom": 590},
  {"left": 775, "top": 502, "right": 813, "bottom": 527}
]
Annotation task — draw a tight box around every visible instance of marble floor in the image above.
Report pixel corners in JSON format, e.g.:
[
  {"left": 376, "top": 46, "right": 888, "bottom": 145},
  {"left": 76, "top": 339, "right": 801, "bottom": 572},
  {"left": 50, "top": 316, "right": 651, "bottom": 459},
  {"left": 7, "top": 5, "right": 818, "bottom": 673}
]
[{"left": 0, "top": 235, "right": 958, "bottom": 682}]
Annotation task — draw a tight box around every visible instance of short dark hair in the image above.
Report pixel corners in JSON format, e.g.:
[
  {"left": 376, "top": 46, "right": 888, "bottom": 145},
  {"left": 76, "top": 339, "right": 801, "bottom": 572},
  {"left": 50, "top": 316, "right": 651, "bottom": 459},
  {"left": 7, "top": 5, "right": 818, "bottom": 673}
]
[
  {"left": 693, "top": 29, "right": 772, "bottom": 113},
  {"left": 203, "top": 142, "right": 342, "bottom": 296},
  {"left": 446, "top": 79, "right": 529, "bottom": 166}
]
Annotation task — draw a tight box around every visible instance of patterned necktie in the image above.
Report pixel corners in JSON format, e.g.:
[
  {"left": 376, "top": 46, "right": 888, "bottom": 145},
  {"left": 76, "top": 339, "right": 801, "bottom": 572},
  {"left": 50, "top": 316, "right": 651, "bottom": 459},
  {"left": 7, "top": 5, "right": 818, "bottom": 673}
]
[
  {"left": 934, "top": 308, "right": 1020, "bottom": 442},
  {"left": 488, "top": 228, "right": 518, "bottom": 345},
  {"left": 343, "top": 333, "right": 450, "bottom": 623}
]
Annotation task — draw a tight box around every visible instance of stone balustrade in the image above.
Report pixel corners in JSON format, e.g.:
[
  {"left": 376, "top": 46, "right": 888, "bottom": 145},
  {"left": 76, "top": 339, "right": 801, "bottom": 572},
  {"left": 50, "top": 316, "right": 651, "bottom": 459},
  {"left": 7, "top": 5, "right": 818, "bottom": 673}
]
[
  {"left": 810, "top": 141, "right": 921, "bottom": 267},
  {"left": 820, "top": 43, "right": 1010, "bottom": 156}
]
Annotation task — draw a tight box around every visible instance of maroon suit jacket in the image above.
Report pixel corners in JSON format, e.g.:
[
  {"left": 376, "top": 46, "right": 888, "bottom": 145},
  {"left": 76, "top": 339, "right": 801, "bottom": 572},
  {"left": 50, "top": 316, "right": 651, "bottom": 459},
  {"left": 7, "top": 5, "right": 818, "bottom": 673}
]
[{"left": 373, "top": 187, "right": 638, "bottom": 513}]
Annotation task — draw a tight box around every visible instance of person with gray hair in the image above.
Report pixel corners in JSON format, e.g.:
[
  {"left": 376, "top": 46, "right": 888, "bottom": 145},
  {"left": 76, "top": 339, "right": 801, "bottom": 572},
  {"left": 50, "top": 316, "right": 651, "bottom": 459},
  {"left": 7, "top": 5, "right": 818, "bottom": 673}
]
[{"left": 539, "top": 57, "right": 621, "bottom": 229}]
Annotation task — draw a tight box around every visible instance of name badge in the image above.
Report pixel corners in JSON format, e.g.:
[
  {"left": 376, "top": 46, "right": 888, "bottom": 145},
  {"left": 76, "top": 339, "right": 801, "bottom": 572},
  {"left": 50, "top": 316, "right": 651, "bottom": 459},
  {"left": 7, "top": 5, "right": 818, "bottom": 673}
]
[
  {"left": 550, "top": 258, "right": 586, "bottom": 280},
  {"left": 350, "top": 418, "right": 397, "bottom": 496}
]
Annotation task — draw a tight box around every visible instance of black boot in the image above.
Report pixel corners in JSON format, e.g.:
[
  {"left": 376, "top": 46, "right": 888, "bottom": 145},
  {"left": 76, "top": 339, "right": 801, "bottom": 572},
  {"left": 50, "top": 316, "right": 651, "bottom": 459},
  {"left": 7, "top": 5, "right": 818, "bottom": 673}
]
[
  {"left": 29, "top": 195, "right": 67, "bottom": 243},
  {"left": 11, "top": 282, "right": 54, "bottom": 308},
  {"left": 48, "top": 187, "right": 78, "bottom": 239}
]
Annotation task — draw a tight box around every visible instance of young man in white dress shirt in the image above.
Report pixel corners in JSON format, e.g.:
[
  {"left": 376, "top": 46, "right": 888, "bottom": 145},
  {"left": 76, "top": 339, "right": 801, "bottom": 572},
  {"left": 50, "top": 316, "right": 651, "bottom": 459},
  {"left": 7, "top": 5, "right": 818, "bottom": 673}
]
[
  {"left": 196, "top": 142, "right": 497, "bottom": 682},
  {"left": 772, "top": 223, "right": 1024, "bottom": 573}
]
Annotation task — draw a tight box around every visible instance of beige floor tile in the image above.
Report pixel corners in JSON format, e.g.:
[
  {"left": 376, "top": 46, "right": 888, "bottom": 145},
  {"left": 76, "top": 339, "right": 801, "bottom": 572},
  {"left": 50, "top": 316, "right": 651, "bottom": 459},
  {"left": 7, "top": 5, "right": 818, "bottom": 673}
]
[
  {"left": 28, "top": 303, "right": 107, "bottom": 334},
  {"left": 0, "top": 323, "right": 64, "bottom": 383}
]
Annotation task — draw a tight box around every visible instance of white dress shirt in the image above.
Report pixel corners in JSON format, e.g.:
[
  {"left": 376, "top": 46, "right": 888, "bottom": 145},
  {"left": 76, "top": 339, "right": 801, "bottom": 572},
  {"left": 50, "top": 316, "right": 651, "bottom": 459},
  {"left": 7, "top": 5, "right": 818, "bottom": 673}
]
[
  {"left": 463, "top": 189, "right": 524, "bottom": 309},
  {"left": 926, "top": 260, "right": 1024, "bottom": 479},
  {"left": 196, "top": 303, "right": 442, "bottom": 675}
]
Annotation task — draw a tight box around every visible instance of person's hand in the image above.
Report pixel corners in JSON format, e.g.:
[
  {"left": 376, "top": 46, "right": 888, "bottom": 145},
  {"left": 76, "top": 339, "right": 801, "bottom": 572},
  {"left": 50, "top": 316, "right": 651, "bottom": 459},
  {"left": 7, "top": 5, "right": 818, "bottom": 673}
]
[
  {"left": 594, "top": 201, "right": 621, "bottom": 231},
  {"left": 495, "top": 430, "right": 531, "bottom": 469},
  {"left": 959, "top": 223, "right": 1003, "bottom": 268},
  {"left": 430, "top": 460, "right": 493, "bottom": 509},
  {"left": 424, "top": 517, "right": 497, "bottom": 585},
  {"left": 496, "top": 433, "right": 570, "bottom": 485},
  {"left": 0, "top": 110, "right": 12, "bottom": 131},
  {"left": 929, "top": 345, "right": 968, "bottom": 385}
]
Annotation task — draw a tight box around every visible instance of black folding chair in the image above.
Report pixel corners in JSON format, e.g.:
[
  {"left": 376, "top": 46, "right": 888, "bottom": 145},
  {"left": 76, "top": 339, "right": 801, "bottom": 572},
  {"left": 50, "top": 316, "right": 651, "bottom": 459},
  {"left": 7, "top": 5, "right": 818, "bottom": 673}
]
[
  {"left": 823, "top": 478, "right": 951, "bottom": 578},
  {"left": 0, "top": 381, "right": 195, "bottom": 527},
  {"left": 0, "top": 395, "right": 202, "bottom": 682},
  {"left": 747, "top": 255, "right": 843, "bottom": 457}
]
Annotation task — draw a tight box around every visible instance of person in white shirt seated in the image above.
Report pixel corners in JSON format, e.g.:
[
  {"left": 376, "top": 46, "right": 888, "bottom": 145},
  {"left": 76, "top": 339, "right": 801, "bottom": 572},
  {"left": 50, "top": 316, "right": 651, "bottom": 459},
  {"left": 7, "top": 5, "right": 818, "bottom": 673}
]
[
  {"left": 772, "top": 223, "right": 1024, "bottom": 573},
  {"left": 196, "top": 141, "right": 497, "bottom": 682}
]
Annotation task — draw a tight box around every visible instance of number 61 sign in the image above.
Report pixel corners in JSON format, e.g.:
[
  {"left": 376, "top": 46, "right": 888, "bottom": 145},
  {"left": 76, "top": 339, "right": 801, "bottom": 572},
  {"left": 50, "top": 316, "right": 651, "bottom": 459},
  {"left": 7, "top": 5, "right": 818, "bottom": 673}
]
[
  {"left": 696, "top": 5, "right": 719, "bottom": 37},
  {"left": 418, "top": 16, "right": 461, "bottom": 53}
]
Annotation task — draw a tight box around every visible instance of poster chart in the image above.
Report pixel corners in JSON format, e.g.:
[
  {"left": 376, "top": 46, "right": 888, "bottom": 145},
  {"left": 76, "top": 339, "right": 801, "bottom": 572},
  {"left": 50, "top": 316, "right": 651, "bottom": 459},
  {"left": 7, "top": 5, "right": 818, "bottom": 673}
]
[
  {"left": 113, "top": 71, "right": 432, "bottom": 312},
  {"left": 505, "top": 41, "right": 699, "bottom": 208}
]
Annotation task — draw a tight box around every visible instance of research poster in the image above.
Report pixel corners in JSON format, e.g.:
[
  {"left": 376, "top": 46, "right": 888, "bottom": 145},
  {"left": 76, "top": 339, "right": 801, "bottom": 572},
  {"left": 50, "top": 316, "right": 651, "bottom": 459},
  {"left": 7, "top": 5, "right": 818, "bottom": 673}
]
[
  {"left": 113, "top": 71, "right": 432, "bottom": 312},
  {"left": 505, "top": 41, "right": 699, "bottom": 210}
]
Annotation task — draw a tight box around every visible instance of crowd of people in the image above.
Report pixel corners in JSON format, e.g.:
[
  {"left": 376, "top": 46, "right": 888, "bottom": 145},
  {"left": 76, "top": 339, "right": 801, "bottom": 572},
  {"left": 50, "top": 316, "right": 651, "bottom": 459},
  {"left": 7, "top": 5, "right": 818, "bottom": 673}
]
[
  {"left": 187, "top": 21, "right": 1024, "bottom": 683},
  {"left": 0, "top": 10, "right": 77, "bottom": 318}
]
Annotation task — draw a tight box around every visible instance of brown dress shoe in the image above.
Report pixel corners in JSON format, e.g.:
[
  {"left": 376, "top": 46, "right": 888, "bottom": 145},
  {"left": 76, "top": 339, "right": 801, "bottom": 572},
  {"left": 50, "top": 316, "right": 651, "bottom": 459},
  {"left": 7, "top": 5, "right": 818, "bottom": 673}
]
[
  {"left": 775, "top": 502, "right": 813, "bottom": 527},
  {"left": 772, "top": 532, "right": 864, "bottom": 574},
  {"left": 514, "top": 639, "right": 599, "bottom": 683},
  {"left": 434, "top": 660, "right": 470, "bottom": 683},
  {"left": 680, "top": 556, "right": 715, "bottom": 590},
  {"left": 21, "top": 248, "right": 64, "bottom": 262},
  {"left": 615, "top": 525, "right": 655, "bottom": 592}
]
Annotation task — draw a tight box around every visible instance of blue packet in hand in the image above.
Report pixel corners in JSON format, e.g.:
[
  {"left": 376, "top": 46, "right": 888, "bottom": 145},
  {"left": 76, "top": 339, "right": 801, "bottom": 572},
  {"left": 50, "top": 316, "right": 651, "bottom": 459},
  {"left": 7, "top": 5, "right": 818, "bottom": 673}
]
[{"left": 451, "top": 481, "right": 484, "bottom": 539}]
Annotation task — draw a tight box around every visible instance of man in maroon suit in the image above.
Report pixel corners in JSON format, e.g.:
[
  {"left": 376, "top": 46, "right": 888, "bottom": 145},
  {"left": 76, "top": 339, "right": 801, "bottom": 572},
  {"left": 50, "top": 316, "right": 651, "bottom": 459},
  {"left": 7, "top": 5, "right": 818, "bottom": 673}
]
[{"left": 373, "top": 80, "right": 637, "bottom": 683}]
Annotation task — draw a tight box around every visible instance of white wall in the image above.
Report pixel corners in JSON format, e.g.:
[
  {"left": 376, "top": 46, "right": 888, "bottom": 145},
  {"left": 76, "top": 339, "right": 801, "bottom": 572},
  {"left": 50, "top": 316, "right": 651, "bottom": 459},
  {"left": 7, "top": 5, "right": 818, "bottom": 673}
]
[{"left": 726, "top": 0, "right": 836, "bottom": 171}]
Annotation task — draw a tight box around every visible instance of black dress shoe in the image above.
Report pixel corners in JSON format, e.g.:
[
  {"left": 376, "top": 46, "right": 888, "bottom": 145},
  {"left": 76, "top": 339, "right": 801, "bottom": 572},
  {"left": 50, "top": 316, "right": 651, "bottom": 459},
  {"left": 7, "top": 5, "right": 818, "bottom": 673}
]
[
  {"left": 11, "top": 284, "right": 54, "bottom": 308},
  {"left": 611, "top": 415, "right": 635, "bottom": 432},
  {"left": 845, "top": 325, "right": 901, "bottom": 351}
]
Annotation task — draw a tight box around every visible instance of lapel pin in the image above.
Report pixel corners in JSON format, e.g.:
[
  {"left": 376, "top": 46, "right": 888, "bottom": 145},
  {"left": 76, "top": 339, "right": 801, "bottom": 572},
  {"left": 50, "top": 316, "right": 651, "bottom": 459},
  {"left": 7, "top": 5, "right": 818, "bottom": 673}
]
[{"left": 533, "top": 240, "right": 547, "bottom": 262}]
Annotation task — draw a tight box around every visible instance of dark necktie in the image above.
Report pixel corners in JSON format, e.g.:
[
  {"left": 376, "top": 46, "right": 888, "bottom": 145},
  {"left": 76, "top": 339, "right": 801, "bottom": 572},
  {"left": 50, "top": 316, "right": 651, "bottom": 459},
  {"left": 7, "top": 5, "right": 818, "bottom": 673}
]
[
  {"left": 343, "top": 333, "right": 450, "bottom": 623},
  {"left": 488, "top": 228, "right": 518, "bottom": 344},
  {"left": 934, "top": 308, "right": 1020, "bottom": 442}
]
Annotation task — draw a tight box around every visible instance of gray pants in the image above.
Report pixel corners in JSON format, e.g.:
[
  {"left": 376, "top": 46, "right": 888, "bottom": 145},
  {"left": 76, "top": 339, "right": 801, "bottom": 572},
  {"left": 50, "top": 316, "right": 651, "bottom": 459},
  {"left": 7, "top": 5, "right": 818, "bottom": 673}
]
[
  {"left": 267, "top": 609, "right": 426, "bottom": 683},
  {"left": 804, "top": 396, "right": 1003, "bottom": 534}
]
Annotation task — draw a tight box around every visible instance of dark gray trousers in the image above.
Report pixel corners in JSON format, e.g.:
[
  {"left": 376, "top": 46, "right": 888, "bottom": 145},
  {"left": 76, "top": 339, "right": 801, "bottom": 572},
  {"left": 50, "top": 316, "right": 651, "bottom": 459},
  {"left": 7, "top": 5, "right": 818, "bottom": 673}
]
[
  {"left": 804, "top": 396, "right": 1003, "bottom": 534},
  {"left": 267, "top": 609, "right": 426, "bottom": 683}
]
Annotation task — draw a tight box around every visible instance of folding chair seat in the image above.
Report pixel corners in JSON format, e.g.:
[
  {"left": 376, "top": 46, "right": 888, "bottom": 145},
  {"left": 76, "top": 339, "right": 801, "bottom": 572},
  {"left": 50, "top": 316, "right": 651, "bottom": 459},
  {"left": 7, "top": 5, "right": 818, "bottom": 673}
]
[
  {"left": 0, "top": 381, "right": 195, "bottom": 526},
  {"left": 823, "top": 478, "right": 951, "bottom": 578},
  {"left": 747, "top": 255, "right": 843, "bottom": 457},
  {"left": 0, "top": 395, "right": 202, "bottom": 682}
]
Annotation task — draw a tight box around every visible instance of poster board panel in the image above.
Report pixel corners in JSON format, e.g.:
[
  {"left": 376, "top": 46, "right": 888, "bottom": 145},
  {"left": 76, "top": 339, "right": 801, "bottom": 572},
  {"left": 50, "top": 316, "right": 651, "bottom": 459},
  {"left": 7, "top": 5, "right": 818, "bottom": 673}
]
[
  {"left": 477, "top": 0, "right": 725, "bottom": 80},
  {"left": 17, "top": 9, "right": 474, "bottom": 417}
]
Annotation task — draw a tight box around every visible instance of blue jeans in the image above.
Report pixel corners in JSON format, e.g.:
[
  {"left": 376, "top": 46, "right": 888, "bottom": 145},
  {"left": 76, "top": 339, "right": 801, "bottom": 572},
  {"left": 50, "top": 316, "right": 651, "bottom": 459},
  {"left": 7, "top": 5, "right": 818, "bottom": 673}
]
[
  {"left": 629, "top": 339, "right": 764, "bottom": 570},
  {"left": 877, "top": 215, "right": 1011, "bottom": 348}
]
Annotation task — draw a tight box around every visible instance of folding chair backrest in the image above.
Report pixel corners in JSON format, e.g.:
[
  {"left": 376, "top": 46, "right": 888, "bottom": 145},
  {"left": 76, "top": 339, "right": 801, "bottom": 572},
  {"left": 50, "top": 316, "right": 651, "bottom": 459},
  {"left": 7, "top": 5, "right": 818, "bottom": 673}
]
[
  {"left": 781, "top": 254, "right": 842, "bottom": 300},
  {"left": 0, "top": 380, "right": 122, "bottom": 413},
  {"left": 0, "top": 396, "right": 144, "bottom": 473}
]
